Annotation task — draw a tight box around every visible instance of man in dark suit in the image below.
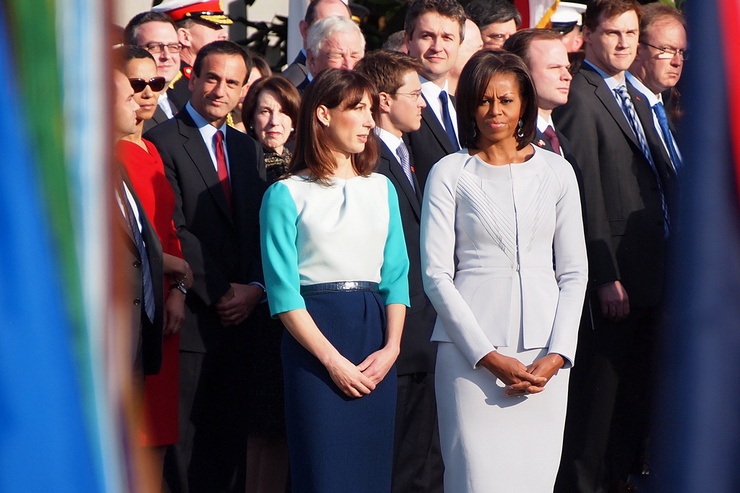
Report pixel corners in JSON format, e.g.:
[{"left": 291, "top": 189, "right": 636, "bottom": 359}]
[
  {"left": 152, "top": 0, "right": 232, "bottom": 112},
  {"left": 404, "top": 0, "right": 466, "bottom": 190},
  {"left": 112, "top": 68, "right": 165, "bottom": 378},
  {"left": 124, "top": 12, "right": 182, "bottom": 132},
  {"left": 281, "top": 0, "right": 351, "bottom": 88},
  {"left": 356, "top": 50, "right": 443, "bottom": 493},
  {"left": 628, "top": 3, "right": 685, "bottom": 177},
  {"left": 145, "top": 41, "right": 265, "bottom": 493},
  {"left": 551, "top": 1, "right": 676, "bottom": 492}
]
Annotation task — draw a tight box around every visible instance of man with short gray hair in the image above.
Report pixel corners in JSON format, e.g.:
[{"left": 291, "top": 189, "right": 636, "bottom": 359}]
[{"left": 304, "top": 15, "right": 365, "bottom": 89}]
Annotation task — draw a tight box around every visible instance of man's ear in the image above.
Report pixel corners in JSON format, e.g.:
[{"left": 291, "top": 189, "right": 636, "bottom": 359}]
[
  {"left": 178, "top": 27, "right": 191, "bottom": 47},
  {"left": 378, "top": 92, "right": 393, "bottom": 114},
  {"left": 572, "top": 34, "right": 584, "bottom": 52}
]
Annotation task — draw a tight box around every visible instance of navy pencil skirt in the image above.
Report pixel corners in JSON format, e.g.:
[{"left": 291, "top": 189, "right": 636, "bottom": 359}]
[{"left": 282, "top": 289, "right": 396, "bottom": 493}]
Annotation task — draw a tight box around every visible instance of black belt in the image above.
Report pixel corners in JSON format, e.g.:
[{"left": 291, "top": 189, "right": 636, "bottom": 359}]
[{"left": 300, "top": 281, "right": 379, "bottom": 294}]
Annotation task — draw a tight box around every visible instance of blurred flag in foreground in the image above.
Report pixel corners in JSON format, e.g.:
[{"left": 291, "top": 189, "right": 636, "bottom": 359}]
[{"left": 652, "top": 0, "right": 740, "bottom": 492}]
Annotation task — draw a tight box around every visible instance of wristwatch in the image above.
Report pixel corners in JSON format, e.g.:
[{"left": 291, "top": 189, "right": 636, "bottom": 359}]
[{"left": 170, "top": 279, "right": 187, "bottom": 295}]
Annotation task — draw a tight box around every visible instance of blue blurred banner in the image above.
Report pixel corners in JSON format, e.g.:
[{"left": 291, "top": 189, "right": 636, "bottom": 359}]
[
  {"left": 0, "top": 5, "right": 101, "bottom": 493},
  {"left": 652, "top": 1, "right": 740, "bottom": 492}
]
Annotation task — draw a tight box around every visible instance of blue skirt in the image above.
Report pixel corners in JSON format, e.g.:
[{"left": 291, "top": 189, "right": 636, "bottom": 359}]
[{"left": 282, "top": 290, "right": 396, "bottom": 493}]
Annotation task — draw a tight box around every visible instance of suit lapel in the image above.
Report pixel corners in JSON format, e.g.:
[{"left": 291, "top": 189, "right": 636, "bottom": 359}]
[
  {"left": 582, "top": 66, "right": 641, "bottom": 150},
  {"left": 630, "top": 84, "right": 674, "bottom": 177},
  {"left": 177, "top": 111, "right": 234, "bottom": 222},
  {"left": 380, "top": 141, "right": 421, "bottom": 220},
  {"left": 420, "top": 101, "right": 455, "bottom": 155}
]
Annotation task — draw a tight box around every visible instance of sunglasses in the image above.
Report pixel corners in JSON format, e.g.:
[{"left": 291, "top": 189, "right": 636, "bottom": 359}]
[{"left": 129, "top": 77, "right": 166, "bottom": 93}]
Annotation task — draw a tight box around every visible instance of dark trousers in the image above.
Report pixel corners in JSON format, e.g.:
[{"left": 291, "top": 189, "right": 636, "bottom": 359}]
[
  {"left": 163, "top": 330, "right": 249, "bottom": 493},
  {"left": 555, "top": 300, "right": 659, "bottom": 493},
  {"left": 392, "top": 372, "right": 444, "bottom": 493}
]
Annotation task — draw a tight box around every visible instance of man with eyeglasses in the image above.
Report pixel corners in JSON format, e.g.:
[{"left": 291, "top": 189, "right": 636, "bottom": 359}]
[
  {"left": 124, "top": 11, "right": 182, "bottom": 131},
  {"left": 628, "top": 3, "right": 686, "bottom": 175},
  {"left": 552, "top": 1, "right": 676, "bottom": 492},
  {"left": 153, "top": 0, "right": 232, "bottom": 111},
  {"left": 356, "top": 50, "right": 443, "bottom": 493},
  {"left": 464, "top": 0, "right": 521, "bottom": 51}
]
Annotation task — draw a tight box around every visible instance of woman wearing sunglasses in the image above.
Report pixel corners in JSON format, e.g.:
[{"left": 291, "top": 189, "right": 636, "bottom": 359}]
[{"left": 114, "top": 45, "right": 192, "bottom": 475}]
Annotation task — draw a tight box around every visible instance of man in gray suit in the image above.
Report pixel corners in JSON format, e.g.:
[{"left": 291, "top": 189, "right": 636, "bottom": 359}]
[
  {"left": 145, "top": 40, "right": 265, "bottom": 493},
  {"left": 552, "top": 1, "right": 676, "bottom": 492}
]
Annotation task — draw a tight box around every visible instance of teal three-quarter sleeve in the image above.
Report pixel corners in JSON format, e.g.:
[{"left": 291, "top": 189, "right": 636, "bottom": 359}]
[
  {"left": 260, "top": 181, "right": 305, "bottom": 316},
  {"left": 379, "top": 178, "right": 410, "bottom": 306}
]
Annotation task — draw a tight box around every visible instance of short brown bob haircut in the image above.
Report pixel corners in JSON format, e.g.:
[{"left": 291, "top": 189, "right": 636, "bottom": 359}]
[
  {"left": 242, "top": 76, "right": 301, "bottom": 143},
  {"left": 289, "top": 69, "right": 379, "bottom": 181},
  {"left": 456, "top": 50, "right": 537, "bottom": 151}
]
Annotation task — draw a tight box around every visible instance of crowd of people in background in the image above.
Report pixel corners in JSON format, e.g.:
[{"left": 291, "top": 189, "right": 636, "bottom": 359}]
[{"left": 111, "top": 0, "right": 686, "bottom": 491}]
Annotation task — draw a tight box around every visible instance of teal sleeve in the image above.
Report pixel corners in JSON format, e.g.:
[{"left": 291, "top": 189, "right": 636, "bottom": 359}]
[
  {"left": 379, "top": 178, "right": 410, "bottom": 306},
  {"left": 259, "top": 181, "right": 306, "bottom": 316}
]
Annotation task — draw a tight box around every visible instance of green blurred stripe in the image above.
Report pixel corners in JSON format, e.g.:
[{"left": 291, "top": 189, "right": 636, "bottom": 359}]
[{"left": 7, "top": 2, "right": 86, "bottom": 352}]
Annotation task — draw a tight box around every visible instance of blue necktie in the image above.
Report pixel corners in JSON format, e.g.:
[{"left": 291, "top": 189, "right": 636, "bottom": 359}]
[
  {"left": 615, "top": 85, "right": 670, "bottom": 236},
  {"left": 439, "top": 90, "right": 460, "bottom": 151},
  {"left": 120, "top": 182, "right": 156, "bottom": 323},
  {"left": 652, "top": 101, "right": 681, "bottom": 173},
  {"left": 396, "top": 142, "right": 415, "bottom": 191}
]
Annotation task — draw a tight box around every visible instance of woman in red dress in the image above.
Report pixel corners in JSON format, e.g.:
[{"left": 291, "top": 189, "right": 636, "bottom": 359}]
[{"left": 115, "top": 46, "right": 192, "bottom": 463}]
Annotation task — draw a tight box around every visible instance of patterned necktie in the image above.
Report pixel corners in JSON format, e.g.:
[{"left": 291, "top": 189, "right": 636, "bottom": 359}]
[
  {"left": 615, "top": 85, "right": 670, "bottom": 236},
  {"left": 652, "top": 101, "right": 681, "bottom": 173},
  {"left": 214, "top": 130, "right": 232, "bottom": 207},
  {"left": 396, "top": 141, "right": 415, "bottom": 190},
  {"left": 439, "top": 90, "right": 460, "bottom": 151},
  {"left": 543, "top": 125, "right": 561, "bottom": 155},
  {"left": 119, "top": 181, "right": 156, "bottom": 323}
]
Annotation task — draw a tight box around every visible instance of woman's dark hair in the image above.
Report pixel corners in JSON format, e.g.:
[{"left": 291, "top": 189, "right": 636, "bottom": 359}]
[
  {"left": 242, "top": 76, "right": 301, "bottom": 144},
  {"left": 111, "top": 45, "right": 155, "bottom": 72},
  {"left": 456, "top": 50, "right": 537, "bottom": 151},
  {"left": 290, "top": 68, "right": 378, "bottom": 181}
]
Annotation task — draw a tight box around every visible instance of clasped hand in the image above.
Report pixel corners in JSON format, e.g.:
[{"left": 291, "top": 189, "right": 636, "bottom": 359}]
[
  {"left": 478, "top": 351, "right": 564, "bottom": 396},
  {"left": 215, "top": 283, "right": 263, "bottom": 326},
  {"left": 325, "top": 346, "right": 399, "bottom": 399}
]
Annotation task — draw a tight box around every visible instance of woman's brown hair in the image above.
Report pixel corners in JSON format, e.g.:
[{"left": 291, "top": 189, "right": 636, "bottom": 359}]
[{"left": 289, "top": 68, "right": 378, "bottom": 181}]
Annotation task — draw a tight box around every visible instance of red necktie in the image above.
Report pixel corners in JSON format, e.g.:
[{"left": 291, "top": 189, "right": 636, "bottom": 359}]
[
  {"left": 544, "top": 125, "right": 561, "bottom": 156},
  {"left": 214, "top": 130, "right": 232, "bottom": 207}
]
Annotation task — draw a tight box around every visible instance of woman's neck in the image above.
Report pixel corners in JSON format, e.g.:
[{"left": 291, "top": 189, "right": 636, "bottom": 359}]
[
  {"left": 474, "top": 139, "right": 529, "bottom": 166},
  {"left": 329, "top": 150, "right": 357, "bottom": 179}
]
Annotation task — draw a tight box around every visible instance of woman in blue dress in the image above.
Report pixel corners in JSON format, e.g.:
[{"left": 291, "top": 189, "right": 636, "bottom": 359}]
[{"left": 259, "top": 69, "right": 410, "bottom": 493}]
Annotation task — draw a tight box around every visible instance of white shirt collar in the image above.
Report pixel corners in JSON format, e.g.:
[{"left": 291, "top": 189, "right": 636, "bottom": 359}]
[
  {"left": 185, "top": 101, "right": 230, "bottom": 173},
  {"left": 375, "top": 127, "right": 403, "bottom": 155},
  {"left": 625, "top": 72, "right": 662, "bottom": 107}
]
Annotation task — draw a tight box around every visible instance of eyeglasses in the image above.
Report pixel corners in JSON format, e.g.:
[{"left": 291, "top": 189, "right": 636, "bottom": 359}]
[
  {"left": 393, "top": 90, "right": 423, "bottom": 100},
  {"left": 640, "top": 42, "right": 688, "bottom": 61},
  {"left": 129, "top": 77, "right": 166, "bottom": 93},
  {"left": 143, "top": 42, "right": 182, "bottom": 54}
]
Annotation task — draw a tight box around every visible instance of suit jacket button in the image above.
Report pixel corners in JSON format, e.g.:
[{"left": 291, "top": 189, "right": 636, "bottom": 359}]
[
  {"left": 133, "top": 298, "right": 141, "bottom": 306},
  {"left": 133, "top": 260, "right": 141, "bottom": 268}
]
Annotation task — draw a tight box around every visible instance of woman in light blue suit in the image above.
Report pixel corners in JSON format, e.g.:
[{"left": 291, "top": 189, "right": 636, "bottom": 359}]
[{"left": 421, "top": 51, "right": 588, "bottom": 492}]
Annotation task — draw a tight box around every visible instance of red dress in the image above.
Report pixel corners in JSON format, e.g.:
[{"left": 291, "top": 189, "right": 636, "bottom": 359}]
[{"left": 117, "top": 138, "right": 183, "bottom": 446}]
